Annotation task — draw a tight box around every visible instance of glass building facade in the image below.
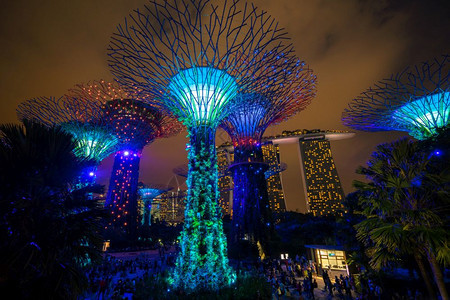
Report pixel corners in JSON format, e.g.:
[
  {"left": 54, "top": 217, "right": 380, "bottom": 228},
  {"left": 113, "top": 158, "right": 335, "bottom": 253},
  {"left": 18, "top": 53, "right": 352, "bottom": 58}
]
[
  {"left": 263, "top": 143, "right": 286, "bottom": 212},
  {"left": 298, "top": 138, "right": 345, "bottom": 216}
]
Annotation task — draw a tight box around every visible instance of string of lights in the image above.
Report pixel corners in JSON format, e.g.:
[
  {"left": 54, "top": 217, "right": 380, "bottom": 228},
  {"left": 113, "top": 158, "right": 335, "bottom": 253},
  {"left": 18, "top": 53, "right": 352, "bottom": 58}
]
[
  {"left": 220, "top": 59, "right": 316, "bottom": 254},
  {"left": 108, "top": 0, "right": 295, "bottom": 291},
  {"left": 66, "top": 80, "right": 182, "bottom": 236},
  {"left": 16, "top": 95, "right": 119, "bottom": 188}
]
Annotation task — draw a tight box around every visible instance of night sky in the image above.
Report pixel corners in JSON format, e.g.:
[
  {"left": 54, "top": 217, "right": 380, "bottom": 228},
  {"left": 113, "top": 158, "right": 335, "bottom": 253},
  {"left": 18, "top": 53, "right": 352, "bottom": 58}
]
[{"left": 1, "top": 0, "right": 449, "bottom": 211}]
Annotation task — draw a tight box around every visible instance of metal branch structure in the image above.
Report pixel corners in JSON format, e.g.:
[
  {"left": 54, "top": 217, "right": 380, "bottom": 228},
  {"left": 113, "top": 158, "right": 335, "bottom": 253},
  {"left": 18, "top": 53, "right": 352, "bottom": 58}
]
[
  {"left": 108, "top": 0, "right": 295, "bottom": 291},
  {"left": 138, "top": 184, "right": 173, "bottom": 226},
  {"left": 342, "top": 55, "right": 450, "bottom": 140},
  {"left": 66, "top": 80, "right": 182, "bottom": 235},
  {"left": 16, "top": 96, "right": 119, "bottom": 187},
  {"left": 220, "top": 60, "right": 316, "bottom": 254}
]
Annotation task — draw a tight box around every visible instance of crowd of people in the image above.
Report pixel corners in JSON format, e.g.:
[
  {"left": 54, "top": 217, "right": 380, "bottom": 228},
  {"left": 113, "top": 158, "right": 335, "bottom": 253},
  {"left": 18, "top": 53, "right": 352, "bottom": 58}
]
[
  {"left": 321, "top": 271, "right": 354, "bottom": 299},
  {"left": 251, "top": 255, "right": 357, "bottom": 299},
  {"left": 82, "top": 249, "right": 425, "bottom": 299},
  {"left": 83, "top": 246, "right": 175, "bottom": 299}
]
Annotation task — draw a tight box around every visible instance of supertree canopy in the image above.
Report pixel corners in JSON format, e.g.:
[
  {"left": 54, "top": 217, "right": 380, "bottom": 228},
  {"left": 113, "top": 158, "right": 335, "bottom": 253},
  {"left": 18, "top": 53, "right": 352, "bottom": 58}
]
[
  {"left": 342, "top": 55, "right": 449, "bottom": 140},
  {"left": 66, "top": 80, "right": 182, "bottom": 234},
  {"left": 220, "top": 60, "right": 316, "bottom": 254},
  {"left": 139, "top": 184, "right": 173, "bottom": 226},
  {"left": 16, "top": 96, "right": 119, "bottom": 186},
  {"left": 108, "top": 0, "right": 294, "bottom": 291}
]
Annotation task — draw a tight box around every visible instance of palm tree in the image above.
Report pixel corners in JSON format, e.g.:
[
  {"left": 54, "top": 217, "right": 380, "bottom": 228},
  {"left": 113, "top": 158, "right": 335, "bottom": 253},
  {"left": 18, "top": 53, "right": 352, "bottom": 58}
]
[
  {"left": 0, "top": 121, "right": 105, "bottom": 299},
  {"left": 353, "top": 138, "right": 449, "bottom": 299}
]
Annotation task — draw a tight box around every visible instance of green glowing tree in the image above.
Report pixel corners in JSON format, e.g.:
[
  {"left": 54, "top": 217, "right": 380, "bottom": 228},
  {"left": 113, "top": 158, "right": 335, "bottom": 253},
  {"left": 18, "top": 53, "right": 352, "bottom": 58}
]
[
  {"left": 343, "top": 55, "right": 449, "bottom": 140},
  {"left": 17, "top": 96, "right": 119, "bottom": 164},
  {"left": 16, "top": 95, "right": 119, "bottom": 188},
  {"left": 108, "top": 0, "right": 294, "bottom": 291}
]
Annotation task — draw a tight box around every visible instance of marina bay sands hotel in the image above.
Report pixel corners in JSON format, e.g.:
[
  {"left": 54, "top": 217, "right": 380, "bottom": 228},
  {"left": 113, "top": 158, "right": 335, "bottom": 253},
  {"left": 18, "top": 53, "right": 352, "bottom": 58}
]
[
  {"left": 145, "top": 129, "right": 354, "bottom": 223},
  {"left": 217, "top": 129, "right": 355, "bottom": 217}
]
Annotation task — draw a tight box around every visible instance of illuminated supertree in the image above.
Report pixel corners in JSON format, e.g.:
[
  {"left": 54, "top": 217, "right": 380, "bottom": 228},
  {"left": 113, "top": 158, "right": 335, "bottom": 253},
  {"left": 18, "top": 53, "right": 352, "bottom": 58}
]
[
  {"left": 220, "top": 62, "right": 316, "bottom": 254},
  {"left": 173, "top": 163, "right": 229, "bottom": 178},
  {"left": 16, "top": 96, "right": 119, "bottom": 186},
  {"left": 175, "top": 161, "right": 287, "bottom": 180},
  {"left": 66, "top": 80, "right": 182, "bottom": 234},
  {"left": 138, "top": 184, "right": 173, "bottom": 226},
  {"left": 108, "top": 0, "right": 294, "bottom": 291},
  {"left": 342, "top": 55, "right": 449, "bottom": 140}
]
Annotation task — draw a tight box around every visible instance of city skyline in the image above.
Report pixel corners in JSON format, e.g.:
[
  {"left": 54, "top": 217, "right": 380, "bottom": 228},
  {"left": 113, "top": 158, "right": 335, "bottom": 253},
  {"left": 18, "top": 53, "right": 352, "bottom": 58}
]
[{"left": 1, "top": 0, "right": 448, "bottom": 211}]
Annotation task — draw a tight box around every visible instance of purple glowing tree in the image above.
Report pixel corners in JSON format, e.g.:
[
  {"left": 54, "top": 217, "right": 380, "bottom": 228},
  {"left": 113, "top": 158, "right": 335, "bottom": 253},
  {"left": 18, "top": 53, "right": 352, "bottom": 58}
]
[
  {"left": 220, "top": 58, "right": 316, "bottom": 255},
  {"left": 107, "top": 0, "right": 295, "bottom": 291},
  {"left": 66, "top": 80, "right": 182, "bottom": 235}
]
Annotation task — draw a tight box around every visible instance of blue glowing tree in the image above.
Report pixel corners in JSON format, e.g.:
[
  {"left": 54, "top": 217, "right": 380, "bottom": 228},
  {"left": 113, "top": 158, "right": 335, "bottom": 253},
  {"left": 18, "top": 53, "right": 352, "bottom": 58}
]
[
  {"left": 16, "top": 96, "right": 119, "bottom": 187},
  {"left": 138, "top": 184, "right": 173, "bottom": 226},
  {"left": 66, "top": 80, "right": 182, "bottom": 235},
  {"left": 220, "top": 61, "right": 316, "bottom": 255},
  {"left": 108, "top": 0, "right": 294, "bottom": 291},
  {"left": 342, "top": 55, "right": 450, "bottom": 140}
]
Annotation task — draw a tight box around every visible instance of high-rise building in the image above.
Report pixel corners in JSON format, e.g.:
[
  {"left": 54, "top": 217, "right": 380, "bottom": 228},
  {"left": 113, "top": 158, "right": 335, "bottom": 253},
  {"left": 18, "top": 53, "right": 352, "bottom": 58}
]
[
  {"left": 152, "top": 190, "right": 186, "bottom": 225},
  {"left": 217, "top": 145, "right": 233, "bottom": 215},
  {"left": 262, "top": 143, "right": 287, "bottom": 212},
  {"left": 270, "top": 129, "right": 354, "bottom": 216},
  {"left": 299, "top": 139, "right": 344, "bottom": 216},
  {"left": 216, "top": 142, "right": 287, "bottom": 214},
  {"left": 137, "top": 184, "right": 173, "bottom": 225}
]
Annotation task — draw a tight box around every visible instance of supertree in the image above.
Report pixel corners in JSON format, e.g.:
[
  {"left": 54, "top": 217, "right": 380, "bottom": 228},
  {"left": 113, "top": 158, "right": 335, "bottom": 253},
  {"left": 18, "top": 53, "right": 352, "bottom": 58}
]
[
  {"left": 16, "top": 96, "right": 119, "bottom": 187},
  {"left": 174, "top": 158, "right": 287, "bottom": 219},
  {"left": 220, "top": 62, "right": 316, "bottom": 254},
  {"left": 342, "top": 55, "right": 449, "bottom": 140},
  {"left": 66, "top": 80, "right": 182, "bottom": 235},
  {"left": 138, "top": 184, "right": 173, "bottom": 226},
  {"left": 108, "top": 0, "right": 295, "bottom": 291},
  {"left": 174, "top": 161, "right": 287, "bottom": 180},
  {"left": 173, "top": 163, "right": 229, "bottom": 178}
]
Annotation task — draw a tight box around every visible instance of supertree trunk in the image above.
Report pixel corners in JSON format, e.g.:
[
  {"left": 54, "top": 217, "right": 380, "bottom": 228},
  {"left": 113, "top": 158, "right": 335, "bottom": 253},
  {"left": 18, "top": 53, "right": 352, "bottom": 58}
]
[
  {"left": 230, "top": 143, "right": 273, "bottom": 256},
  {"left": 142, "top": 199, "right": 152, "bottom": 226},
  {"left": 171, "top": 126, "right": 234, "bottom": 291},
  {"left": 106, "top": 149, "right": 142, "bottom": 237}
]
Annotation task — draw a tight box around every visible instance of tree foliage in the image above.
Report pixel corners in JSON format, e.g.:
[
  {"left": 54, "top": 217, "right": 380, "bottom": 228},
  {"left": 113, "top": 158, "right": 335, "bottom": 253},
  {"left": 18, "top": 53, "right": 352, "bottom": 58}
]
[
  {"left": 353, "top": 137, "right": 449, "bottom": 299},
  {"left": 0, "top": 121, "right": 105, "bottom": 299}
]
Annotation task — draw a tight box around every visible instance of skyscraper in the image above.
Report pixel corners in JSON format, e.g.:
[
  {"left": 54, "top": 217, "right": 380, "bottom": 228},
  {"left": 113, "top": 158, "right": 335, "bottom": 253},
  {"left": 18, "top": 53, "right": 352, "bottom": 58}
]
[
  {"left": 154, "top": 190, "right": 186, "bottom": 225},
  {"left": 137, "top": 184, "right": 173, "bottom": 226},
  {"left": 271, "top": 129, "right": 354, "bottom": 216},
  {"left": 140, "top": 189, "right": 186, "bottom": 225},
  {"left": 299, "top": 139, "right": 344, "bottom": 216},
  {"left": 262, "top": 143, "right": 287, "bottom": 212},
  {"left": 216, "top": 145, "right": 233, "bottom": 215}
]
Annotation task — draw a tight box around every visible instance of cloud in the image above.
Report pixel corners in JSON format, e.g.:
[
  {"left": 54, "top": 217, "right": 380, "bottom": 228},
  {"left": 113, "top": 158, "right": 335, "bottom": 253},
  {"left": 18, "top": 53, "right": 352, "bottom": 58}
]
[{"left": 0, "top": 0, "right": 448, "bottom": 212}]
